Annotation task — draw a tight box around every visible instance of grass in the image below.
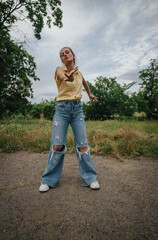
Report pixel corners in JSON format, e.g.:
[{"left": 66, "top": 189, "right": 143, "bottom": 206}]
[{"left": 0, "top": 119, "right": 158, "bottom": 159}]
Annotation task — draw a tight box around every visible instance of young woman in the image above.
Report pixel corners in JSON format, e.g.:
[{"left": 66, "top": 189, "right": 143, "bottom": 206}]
[{"left": 39, "top": 47, "right": 100, "bottom": 192}]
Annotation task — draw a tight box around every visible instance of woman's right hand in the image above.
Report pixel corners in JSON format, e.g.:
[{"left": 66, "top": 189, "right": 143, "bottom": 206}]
[{"left": 63, "top": 66, "right": 78, "bottom": 82}]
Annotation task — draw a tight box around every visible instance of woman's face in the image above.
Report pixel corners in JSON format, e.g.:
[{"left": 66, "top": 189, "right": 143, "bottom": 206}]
[{"left": 60, "top": 48, "right": 75, "bottom": 65}]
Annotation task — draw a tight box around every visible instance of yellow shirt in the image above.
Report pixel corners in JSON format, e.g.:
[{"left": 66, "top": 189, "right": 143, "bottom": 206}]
[{"left": 55, "top": 65, "right": 83, "bottom": 101}]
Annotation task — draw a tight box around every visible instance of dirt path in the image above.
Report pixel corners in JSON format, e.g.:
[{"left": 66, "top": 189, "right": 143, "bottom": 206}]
[{"left": 0, "top": 151, "right": 158, "bottom": 240}]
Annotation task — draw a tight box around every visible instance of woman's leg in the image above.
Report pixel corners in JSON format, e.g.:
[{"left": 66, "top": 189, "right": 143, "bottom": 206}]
[
  {"left": 41, "top": 103, "right": 69, "bottom": 187},
  {"left": 70, "top": 104, "right": 98, "bottom": 186}
]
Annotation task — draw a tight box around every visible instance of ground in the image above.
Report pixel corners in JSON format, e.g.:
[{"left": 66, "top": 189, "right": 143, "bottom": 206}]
[{"left": 0, "top": 151, "right": 158, "bottom": 240}]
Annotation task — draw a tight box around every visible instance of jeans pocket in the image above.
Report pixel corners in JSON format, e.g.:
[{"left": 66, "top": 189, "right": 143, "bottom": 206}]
[
  {"left": 56, "top": 101, "right": 66, "bottom": 108},
  {"left": 77, "top": 101, "right": 82, "bottom": 108}
]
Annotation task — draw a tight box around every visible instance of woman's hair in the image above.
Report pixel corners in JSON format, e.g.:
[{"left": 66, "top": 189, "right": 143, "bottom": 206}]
[{"left": 60, "top": 47, "right": 76, "bottom": 65}]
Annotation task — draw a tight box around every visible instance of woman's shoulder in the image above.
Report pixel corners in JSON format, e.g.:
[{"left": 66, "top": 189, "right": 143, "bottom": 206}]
[
  {"left": 55, "top": 66, "right": 67, "bottom": 81},
  {"left": 77, "top": 69, "right": 84, "bottom": 79},
  {"left": 55, "top": 65, "right": 83, "bottom": 77},
  {"left": 56, "top": 65, "right": 67, "bottom": 72}
]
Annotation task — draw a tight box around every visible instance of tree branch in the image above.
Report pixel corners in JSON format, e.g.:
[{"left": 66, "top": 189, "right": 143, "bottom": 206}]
[{"left": 0, "top": 2, "right": 23, "bottom": 29}]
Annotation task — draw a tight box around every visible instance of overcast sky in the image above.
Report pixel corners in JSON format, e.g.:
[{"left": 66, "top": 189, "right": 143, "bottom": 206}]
[{"left": 12, "top": 0, "right": 158, "bottom": 103}]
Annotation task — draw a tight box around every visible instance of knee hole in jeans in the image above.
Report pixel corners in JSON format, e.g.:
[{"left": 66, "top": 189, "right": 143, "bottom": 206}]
[
  {"left": 78, "top": 146, "right": 88, "bottom": 153},
  {"left": 53, "top": 145, "right": 65, "bottom": 151}
]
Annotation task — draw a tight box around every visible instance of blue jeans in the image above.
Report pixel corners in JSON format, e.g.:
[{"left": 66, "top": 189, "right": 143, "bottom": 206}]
[{"left": 41, "top": 100, "right": 98, "bottom": 187}]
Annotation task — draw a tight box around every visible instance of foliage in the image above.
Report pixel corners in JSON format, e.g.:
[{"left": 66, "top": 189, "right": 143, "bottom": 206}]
[
  {"left": 30, "top": 99, "right": 56, "bottom": 120},
  {"left": 0, "top": 28, "right": 39, "bottom": 118},
  {"left": 0, "top": 0, "right": 63, "bottom": 118},
  {"left": 132, "top": 92, "right": 148, "bottom": 115},
  {"left": 43, "top": 100, "right": 56, "bottom": 120},
  {"left": 120, "top": 94, "right": 137, "bottom": 117},
  {"left": 138, "top": 59, "right": 158, "bottom": 119},
  {"left": 0, "top": 0, "right": 63, "bottom": 39},
  {"left": 83, "top": 77, "right": 136, "bottom": 120}
]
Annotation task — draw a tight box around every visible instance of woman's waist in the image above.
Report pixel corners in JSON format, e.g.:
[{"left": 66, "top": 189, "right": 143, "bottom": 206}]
[{"left": 57, "top": 99, "right": 81, "bottom": 104}]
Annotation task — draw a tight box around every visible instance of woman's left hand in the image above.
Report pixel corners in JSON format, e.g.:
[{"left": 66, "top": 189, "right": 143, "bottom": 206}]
[{"left": 89, "top": 94, "right": 98, "bottom": 102}]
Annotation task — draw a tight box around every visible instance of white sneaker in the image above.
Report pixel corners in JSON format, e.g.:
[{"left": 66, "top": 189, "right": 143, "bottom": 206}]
[
  {"left": 90, "top": 181, "right": 100, "bottom": 190},
  {"left": 39, "top": 184, "right": 49, "bottom": 192}
]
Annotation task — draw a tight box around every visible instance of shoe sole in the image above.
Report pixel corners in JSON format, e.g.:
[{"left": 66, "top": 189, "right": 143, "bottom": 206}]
[
  {"left": 39, "top": 190, "right": 49, "bottom": 193},
  {"left": 39, "top": 188, "right": 50, "bottom": 193},
  {"left": 90, "top": 187, "right": 100, "bottom": 190}
]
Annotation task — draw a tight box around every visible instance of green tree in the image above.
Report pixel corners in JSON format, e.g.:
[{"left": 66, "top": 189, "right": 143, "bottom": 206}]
[
  {"left": 132, "top": 92, "right": 148, "bottom": 116},
  {"left": 0, "top": 28, "right": 39, "bottom": 118},
  {"left": 120, "top": 94, "right": 137, "bottom": 117},
  {"left": 0, "top": 0, "right": 63, "bottom": 118},
  {"left": 30, "top": 99, "right": 56, "bottom": 119},
  {"left": 139, "top": 59, "right": 158, "bottom": 119},
  {"left": 83, "top": 77, "right": 135, "bottom": 120},
  {"left": 0, "top": 0, "right": 63, "bottom": 39}
]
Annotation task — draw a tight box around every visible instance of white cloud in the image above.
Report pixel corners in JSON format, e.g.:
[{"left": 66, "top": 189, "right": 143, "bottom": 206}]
[{"left": 10, "top": 0, "right": 158, "bottom": 103}]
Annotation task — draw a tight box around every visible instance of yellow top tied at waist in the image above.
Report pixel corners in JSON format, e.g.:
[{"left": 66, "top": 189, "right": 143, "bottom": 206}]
[{"left": 55, "top": 65, "right": 83, "bottom": 101}]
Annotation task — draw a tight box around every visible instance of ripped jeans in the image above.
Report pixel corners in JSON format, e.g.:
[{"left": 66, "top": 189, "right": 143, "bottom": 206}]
[{"left": 41, "top": 100, "right": 98, "bottom": 187}]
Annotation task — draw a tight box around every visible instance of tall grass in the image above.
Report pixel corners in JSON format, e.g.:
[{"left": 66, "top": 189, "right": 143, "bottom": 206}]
[{"left": 0, "top": 119, "right": 158, "bottom": 159}]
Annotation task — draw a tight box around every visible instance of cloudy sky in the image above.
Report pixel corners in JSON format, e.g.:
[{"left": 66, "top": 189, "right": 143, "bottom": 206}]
[{"left": 12, "top": 0, "right": 158, "bottom": 103}]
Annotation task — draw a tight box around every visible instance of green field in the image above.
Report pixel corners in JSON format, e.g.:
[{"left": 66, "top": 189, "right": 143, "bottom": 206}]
[{"left": 0, "top": 119, "right": 158, "bottom": 159}]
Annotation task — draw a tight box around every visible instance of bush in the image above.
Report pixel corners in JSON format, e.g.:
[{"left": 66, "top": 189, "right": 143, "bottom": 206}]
[
  {"left": 30, "top": 103, "right": 43, "bottom": 118},
  {"left": 43, "top": 101, "right": 56, "bottom": 120},
  {"left": 29, "top": 99, "right": 56, "bottom": 120}
]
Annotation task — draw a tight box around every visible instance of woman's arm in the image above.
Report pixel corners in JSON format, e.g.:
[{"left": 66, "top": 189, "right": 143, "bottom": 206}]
[
  {"left": 82, "top": 77, "right": 98, "bottom": 102},
  {"left": 56, "top": 67, "right": 78, "bottom": 82}
]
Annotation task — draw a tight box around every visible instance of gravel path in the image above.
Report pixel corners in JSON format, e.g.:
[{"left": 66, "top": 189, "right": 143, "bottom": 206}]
[{"left": 0, "top": 151, "right": 158, "bottom": 240}]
